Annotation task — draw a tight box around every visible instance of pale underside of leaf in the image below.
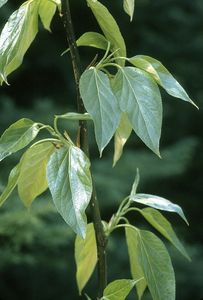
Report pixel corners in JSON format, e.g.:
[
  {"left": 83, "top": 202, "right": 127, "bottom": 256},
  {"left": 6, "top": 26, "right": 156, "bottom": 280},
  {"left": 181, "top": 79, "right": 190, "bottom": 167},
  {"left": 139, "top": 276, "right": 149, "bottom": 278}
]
[
  {"left": 123, "top": 0, "right": 135, "bottom": 21},
  {"left": 47, "top": 146, "right": 92, "bottom": 239},
  {"left": 103, "top": 279, "right": 140, "bottom": 300},
  {"left": 113, "top": 67, "right": 162, "bottom": 156}
]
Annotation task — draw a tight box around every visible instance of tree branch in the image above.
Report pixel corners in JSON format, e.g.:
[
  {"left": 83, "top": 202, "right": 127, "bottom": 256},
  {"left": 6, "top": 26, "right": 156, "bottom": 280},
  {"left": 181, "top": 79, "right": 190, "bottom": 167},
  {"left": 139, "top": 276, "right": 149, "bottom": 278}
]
[{"left": 60, "top": 1, "right": 107, "bottom": 298}]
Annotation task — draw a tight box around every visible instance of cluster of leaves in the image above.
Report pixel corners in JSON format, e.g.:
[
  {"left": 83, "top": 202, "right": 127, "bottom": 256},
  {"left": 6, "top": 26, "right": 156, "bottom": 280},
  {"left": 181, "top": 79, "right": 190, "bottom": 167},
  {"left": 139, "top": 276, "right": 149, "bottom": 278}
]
[{"left": 0, "top": 0, "right": 198, "bottom": 299}]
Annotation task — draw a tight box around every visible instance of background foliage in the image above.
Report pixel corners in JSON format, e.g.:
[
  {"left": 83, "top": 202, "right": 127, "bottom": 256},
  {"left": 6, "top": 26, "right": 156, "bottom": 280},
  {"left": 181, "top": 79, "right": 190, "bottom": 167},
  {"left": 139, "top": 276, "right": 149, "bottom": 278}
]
[{"left": 0, "top": 0, "right": 203, "bottom": 299}]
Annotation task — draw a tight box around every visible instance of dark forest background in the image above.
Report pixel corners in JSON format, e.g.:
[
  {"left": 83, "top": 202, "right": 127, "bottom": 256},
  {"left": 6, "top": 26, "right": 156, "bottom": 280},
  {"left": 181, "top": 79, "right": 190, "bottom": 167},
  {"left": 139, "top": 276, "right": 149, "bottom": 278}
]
[{"left": 0, "top": 0, "right": 203, "bottom": 299}]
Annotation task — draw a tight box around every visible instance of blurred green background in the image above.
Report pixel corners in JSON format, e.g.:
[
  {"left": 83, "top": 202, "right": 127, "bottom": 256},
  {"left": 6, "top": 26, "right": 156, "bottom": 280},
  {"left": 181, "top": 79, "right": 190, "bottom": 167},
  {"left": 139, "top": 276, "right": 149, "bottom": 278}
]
[{"left": 0, "top": 0, "right": 203, "bottom": 299}]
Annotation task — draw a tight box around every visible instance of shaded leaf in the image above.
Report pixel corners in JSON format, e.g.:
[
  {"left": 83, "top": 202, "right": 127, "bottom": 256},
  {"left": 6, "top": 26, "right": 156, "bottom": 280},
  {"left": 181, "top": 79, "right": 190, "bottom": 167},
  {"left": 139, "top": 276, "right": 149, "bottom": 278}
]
[
  {"left": 102, "top": 279, "right": 140, "bottom": 300},
  {"left": 130, "top": 193, "right": 189, "bottom": 224},
  {"left": 18, "top": 142, "right": 56, "bottom": 209},
  {"left": 38, "top": 0, "right": 57, "bottom": 31},
  {"left": 123, "top": 0, "right": 135, "bottom": 21},
  {"left": 86, "top": 0, "right": 126, "bottom": 67},
  {"left": 0, "top": 1, "right": 39, "bottom": 84},
  {"left": 139, "top": 207, "right": 190, "bottom": 260},
  {"left": 75, "top": 223, "right": 97, "bottom": 295},
  {"left": 113, "top": 112, "right": 132, "bottom": 166},
  {"left": 56, "top": 112, "right": 92, "bottom": 120},
  {"left": 125, "top": 227, "right": 147, "bottom": 300},
  {"left": 130, "top": 169, "right": 140, "bottom": 196},
  {"left": 0, "top": 155, "right": 24, "bottom": 206},
  {"left": 85, "top": 294, "right": 92, "bottom": 300},
  {"left": 129, "top": 55, "right": 198, "bottom": 108},
  {"left": 113, "top": 67, "right": 162, "bottom": 156},
  {"left": 0, "top": 118, "right": 40, "bottom": 161},
  {"left": 47, "top": 145, "right": 92, "bottom": 239},
  {"left": 80, "top": 68, "right": 121, "bottom": 154},
  {"left": 77, "top": 31, "right": 112, "bottom": 51}
]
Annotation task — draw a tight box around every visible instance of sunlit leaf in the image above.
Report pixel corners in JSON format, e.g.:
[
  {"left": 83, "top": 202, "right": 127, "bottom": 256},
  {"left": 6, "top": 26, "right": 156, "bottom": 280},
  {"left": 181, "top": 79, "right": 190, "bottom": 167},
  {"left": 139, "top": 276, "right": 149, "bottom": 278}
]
[
  {"left": 102, "top": 279, "right": 141, "bottom": 300},
  {"left": 77, "top": 31, "right": 112, "bottom": 50},
  {"left": 75, "top": 223, "right": 97, "bottom": 295},
  {"left": 18, "top": 142, "right": 56, "bottom": 209},
  {"left": 86, "top": 0, "right": 126, "bottom": 67},
  {"left": 129, "top": 55, "right": 198, "bottom": 108},
  {"left": 0, "top": 119, "right": 40, "bottom": 161},
  {"left": 38, "top": 0, "right": 57, "bottom": 31},
  {"left": 123, "top": 0, "right": 135, "bottom": 21},
  {"left": 0, "top": 1, "right": 39, "bottom": 84},
  {"left": 0, "top": 155, "right": 24, "bottom": 206},
  {"left": 47, "top": 145, "right": 92, "bottom": 239},
  {"left": 113, "top": 112, "right": 132, "bottom": 167},
  {"left": 130, "top": 193, "right": 189, "bottom": 224},
  {"left": 125, "top": 227, "right": 147, "bottom": 300},
  {"left": 126, "top": 226, "right": 175, "bottom": 300},
  {"left": 113, "top": 67, "right": 162, "bottom": 156},
  {"left": 80, "top": 68, "right": 121, "bottom": 155},
  {"left": 139, "top": 207, "right": 190, "bottom": 260},
  {"left": 56, "top": 112, "right": 92, "bottom": 120},
  {"left": 0, "top": 0, "right": 8, "bottom": 8}
]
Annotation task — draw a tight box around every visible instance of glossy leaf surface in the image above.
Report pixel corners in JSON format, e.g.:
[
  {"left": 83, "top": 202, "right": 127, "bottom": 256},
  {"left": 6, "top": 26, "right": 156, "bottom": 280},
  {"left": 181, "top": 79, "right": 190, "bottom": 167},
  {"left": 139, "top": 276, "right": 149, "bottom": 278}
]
[
  {"left": 76, "top": 31, "right": 112, "bottom": 51},
  {"left": 38, "top": 0, "right": 57, "bottom": 31},
  {"left": 18, "top": 142, "right": 56, "bottom": 209},
  {"left": 102, "top": 279, "right": 139, "bottom": 300},
  {"left": 130, "top": 193, "right": 188, "bottom": 224},
  {"left": 0, "top": 156, "right": 24, "bottom": 206},
  {"left": 139, "top": 207, "right": 190, "bottom": 260},
  {"left": 47, "top": 145, "right": 92, "bottom": 239},
  {"left": 113, "top": 112, "right": 132, "bottom": 166},
  {"left": 86, "top": 0, "right": 126, "bottom": 66},
  {"left": 80, "top": 68, "right": 121, "bottom": 154},
  {"left": 75, "top": 223, "right": 97, "bottom": 295},
  {"left": 0, "top": 1, "right": 39, "bottom": 84},
  {"left": 113, "top": 67, "right": 162, "bottom": 156},
  {"left": 126, "top": 226, "right": 175, "bottom": 300},
  {"left": 0, "top": 119, "right": 40, "bottom": 161},
  {"left": 129, "top": 55, "right": 198, "bottom": 108}
]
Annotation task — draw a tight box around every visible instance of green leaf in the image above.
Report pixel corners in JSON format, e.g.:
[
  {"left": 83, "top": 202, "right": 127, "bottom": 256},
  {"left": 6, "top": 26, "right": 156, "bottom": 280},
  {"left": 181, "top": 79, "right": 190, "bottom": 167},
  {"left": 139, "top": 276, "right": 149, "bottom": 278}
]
[
  {"left": 80, "top": 68, "right": 121, "bottom": 155},
  {"left": 139, "top": 207, "right": 190, "bottom": 260},
  {"left": 86, "top": 0, "right": 126, "bottom": 67},
  {"left": 126, "top": 226, "right": 175, "bottom": 300},
  {"left": 56, "top": 112, "right": 92, "bottom": 120},
  {"left": 125, "top": 227, "right": 147, "bottom": 300},
  {"left": 130, "top": 193, "right": 189, "bottom": 224},
  {"left": 85, "top": 294, "right": 92, "bottom": 300},
  {"left": 130, "top": 169, "right": 140, "bottom": 196},
  {"left": 0, "top": 0, "right": 39, "bottom": 84},
  {"left": 77, "top": 31, "right": 112, "bottom": 51},
  {"left": 0, "top": 0, "right": 8, "bottom": 8},
  {"left": 113, "top": 67, "right": 162, "bottom": 156},
  {"left": 129, "top": 55, "right": 198, "bottom": 108},
  {"left": 0, "top": 119, "right": 40, "bottom": 161},
  {"left": 46, "top": 145, "right": 92, "bottom": 239},
  {"left": 123, "top": 0, "right": 135, "bottom": 21},
  {"left": 38, "top": 0, "right": 57, "bottom": 31},
  {"left": 102, "top": 279, "right": 140, "bottom": 300},
  {"left": 113, "top": 112, "right": 132, "bottom": 167},
  {"left": 17, "top": 142, "right": 56, "bottom": 209},
  {"left": 0, "top": 155, "right": 24, "bottom": 206},
  {"left": 75, "top": 222, "right": 97, "bottom": 295}
]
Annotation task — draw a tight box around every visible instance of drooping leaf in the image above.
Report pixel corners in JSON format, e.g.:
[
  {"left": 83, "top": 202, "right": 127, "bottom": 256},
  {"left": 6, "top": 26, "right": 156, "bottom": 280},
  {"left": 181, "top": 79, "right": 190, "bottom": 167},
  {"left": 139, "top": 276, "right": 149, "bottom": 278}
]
[
  {"left": 0, "top": 155, "right": 24, "bottom": 206},
  {"left": 75, "top": 223, "right": 97, "bottom": 295},
  {"left": 56, "top": 112, "right": 92, "bottom": 120},
  {"left": 129, "top": 55, "right": 198, "bottom": 108},
  {"left": 0, "top": 0, "right": 8, "bottom": 8},
  {"left": 102, "top": 279, "right": 140, "bottom": 300},
  {"left": 0, "top": 0, "right": 39, "bottom": 84},
  {"left": 125, "top": 227, "right": 147, "bottom": 300},
  {"left": 46, "top": 145, "right": 92, "bottom": 239},
  {"left": 130, "top": 193, "right": 189, "bottom": 224},
  {"left": 113, "top": 112, "right": 132, "bottom": 166},
  {"left": 86, "top": 0, "right": 126, "bottom": 67},
  {"left": 123, "top": 0, "right": 135, "bottom": 21},
  {"left": 126, "top": 226, "right": 175, "bottom": 300},
  {"left": 139, "top": 207, "right": 190, "bottom": 260},
  {"left": 0, "top": 119, "right": 40, "bottom": 161},
  {"left": 38, "top": 0, "right": 57, "bottom": 31},
  {"left": 113, "top": 67, "right": 162, "bottom": 156},
  {"left": 17, "top": 142, "right": 56, "bottom": 209},
  {"left": 130, "top": 169, "right": 140, "bottom": 196},
  {"left": 80, "top": 68, "right": 121, "bottom": 155}
]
